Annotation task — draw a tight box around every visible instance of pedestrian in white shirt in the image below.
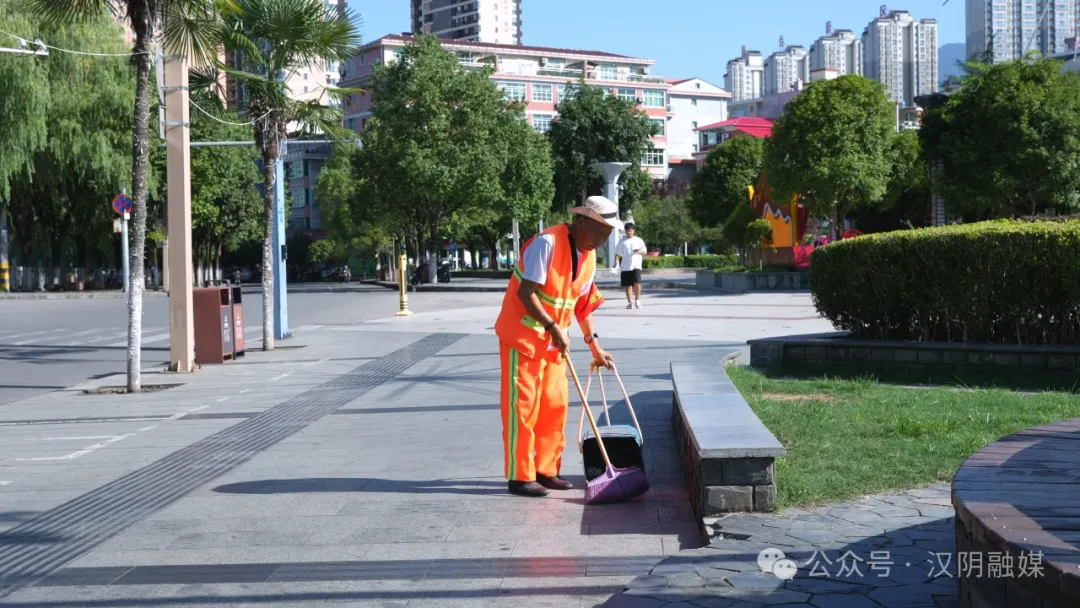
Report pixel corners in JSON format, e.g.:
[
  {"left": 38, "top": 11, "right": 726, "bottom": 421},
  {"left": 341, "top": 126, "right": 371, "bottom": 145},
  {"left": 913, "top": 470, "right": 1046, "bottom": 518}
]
[{"left": 614, "top": 223, "right": 647, "bottom": 309}]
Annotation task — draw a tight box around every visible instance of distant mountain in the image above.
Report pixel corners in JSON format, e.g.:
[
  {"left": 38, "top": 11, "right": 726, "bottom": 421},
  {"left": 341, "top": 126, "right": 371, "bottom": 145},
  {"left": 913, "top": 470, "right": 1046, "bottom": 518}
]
[{"left": 939, "top": 43, "right": 967, "bottom": 84}]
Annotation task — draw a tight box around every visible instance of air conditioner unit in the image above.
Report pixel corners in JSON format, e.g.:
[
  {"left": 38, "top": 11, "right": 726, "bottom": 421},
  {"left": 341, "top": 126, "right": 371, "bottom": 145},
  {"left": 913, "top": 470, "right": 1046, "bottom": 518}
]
[
  {"left": 642, "top": 66, "right": 650, "bottom": 74},
  {"left": 539, "top": 57, "right": 548, "bottom": 66}
]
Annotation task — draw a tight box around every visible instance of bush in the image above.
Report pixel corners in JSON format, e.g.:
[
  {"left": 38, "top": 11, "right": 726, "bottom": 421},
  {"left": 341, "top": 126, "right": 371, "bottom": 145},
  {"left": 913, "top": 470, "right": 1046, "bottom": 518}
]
[
  {"left": 810, "top": 220, "right": 1080, "bottom": 345},
  {"left": 643, "top": 254, "right": 737, "bottom": 269}
]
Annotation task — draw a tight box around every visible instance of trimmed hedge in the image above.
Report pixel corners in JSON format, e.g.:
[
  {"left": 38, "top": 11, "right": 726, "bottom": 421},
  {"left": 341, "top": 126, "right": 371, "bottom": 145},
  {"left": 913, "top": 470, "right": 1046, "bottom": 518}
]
[
  {"left": 810, "top": 220, "right": 1080, "bottom": 346},
  {"left": 643, "top": 254, "right": 738, "bottom": 269}
]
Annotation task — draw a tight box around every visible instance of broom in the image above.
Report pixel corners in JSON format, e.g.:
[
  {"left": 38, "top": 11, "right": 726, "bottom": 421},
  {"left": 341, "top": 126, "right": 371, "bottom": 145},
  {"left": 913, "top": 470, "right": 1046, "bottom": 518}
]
[{"left": 567, "top": 356, "right": 649, "bottom": 505}]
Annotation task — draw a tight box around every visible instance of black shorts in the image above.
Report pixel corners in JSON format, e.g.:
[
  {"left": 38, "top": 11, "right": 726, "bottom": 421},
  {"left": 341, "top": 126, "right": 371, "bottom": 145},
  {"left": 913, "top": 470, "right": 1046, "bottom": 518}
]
[{"left": 620, "top": 269, "right": 642, "bottom": 287}]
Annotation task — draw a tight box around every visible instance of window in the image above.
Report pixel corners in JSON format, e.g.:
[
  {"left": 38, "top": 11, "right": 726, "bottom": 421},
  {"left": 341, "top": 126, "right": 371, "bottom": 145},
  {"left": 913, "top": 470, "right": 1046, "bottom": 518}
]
[
  {"left": 641, "top": 148, "right": 665, "bottom": 166},
  {"left": 531, "top": 113, "right": 553, "bottom": 132},
  {"left": 691, "top": 98, "right": 698, "bottom": 106},
  {"left": 359, "top": 54, "right": 365, "bottom": 64},
  {"left": 695, "top": 82, "right": 701, "bottom": 89},
  {"left": 326, "top": 75, "right": 331, "bottom": 84},
  {"left": 693, "top": 144, "right": 699, "bottom": 152},
  {"left": 303, "top": 72, "right": 308, "bottom": 80},
  {"left": 650, "top": 118, "right": 665, "bottom": 136},
  {"left": 617, "top": 88, "right": 636, "bottom": 102},
  {"left": 556, "top": 83, "right": 573, "bottom": 103},
  {"left": 642, "top": 89, "right": 665, "bottom": 107},
  {"left": 692, "top": 121, "right": 698, "bottom": 129},
  {"left": 346, "top": 118, "right": 355, "bottom": 132},
  {"left": 303, "top": 86, "right": 309, "bottom": 93},
  {"left": 597, "top": 63, "right": 617, "bottom": 80},
  {"left": 498, "top": 81, "right": 526, "bottom": 101},
  {"left": 531, "top": 83, "right": 553, "bottom": 102}
]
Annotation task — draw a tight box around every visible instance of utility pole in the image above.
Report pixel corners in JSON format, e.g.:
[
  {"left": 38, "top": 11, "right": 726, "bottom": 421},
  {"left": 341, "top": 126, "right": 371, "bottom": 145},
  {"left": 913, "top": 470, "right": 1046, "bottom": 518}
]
[
  {"left": 121, "top": 188, "right": 130, "bottom": 294},
  {"left": 165, "top": 51, "right": 195, "bottom": 372},
  {"left": 273, "top": 141, "right": 289, "bottom": 340}
]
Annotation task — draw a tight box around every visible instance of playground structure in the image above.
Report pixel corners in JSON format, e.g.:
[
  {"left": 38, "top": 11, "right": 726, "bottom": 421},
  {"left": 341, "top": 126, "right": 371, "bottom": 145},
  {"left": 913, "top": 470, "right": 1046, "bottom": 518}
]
[{"left": 746, "top": 172, "right": 811, "bottom": 269}]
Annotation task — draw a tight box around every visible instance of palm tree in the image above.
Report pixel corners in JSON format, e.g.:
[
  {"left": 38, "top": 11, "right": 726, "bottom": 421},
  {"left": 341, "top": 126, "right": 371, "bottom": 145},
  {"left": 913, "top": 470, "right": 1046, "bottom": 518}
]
[
  {"left": 30, "top": 0, "right": 222, "bottom": 392},
  {"left": 214, "top": 0, "right": 359, "bottom": 350}
]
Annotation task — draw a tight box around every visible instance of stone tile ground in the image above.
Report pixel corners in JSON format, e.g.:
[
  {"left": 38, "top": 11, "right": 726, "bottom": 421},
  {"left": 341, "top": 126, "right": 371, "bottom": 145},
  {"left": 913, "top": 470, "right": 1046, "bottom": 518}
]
[{"left": 602, "top": 482, "right": 959, "bottom": 608}]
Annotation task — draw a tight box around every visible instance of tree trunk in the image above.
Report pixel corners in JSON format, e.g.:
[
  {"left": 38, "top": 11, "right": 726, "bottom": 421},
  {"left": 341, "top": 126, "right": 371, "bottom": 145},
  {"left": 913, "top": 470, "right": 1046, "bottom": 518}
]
[
  {"left": 260, "top": 142, "right": 278, "bottom": 351},
  {"left": 487, "top": 239, "right": 498, "bottom": 270},
  {"left": 126, "top": 13, "right": 152, "bottom": 393}
]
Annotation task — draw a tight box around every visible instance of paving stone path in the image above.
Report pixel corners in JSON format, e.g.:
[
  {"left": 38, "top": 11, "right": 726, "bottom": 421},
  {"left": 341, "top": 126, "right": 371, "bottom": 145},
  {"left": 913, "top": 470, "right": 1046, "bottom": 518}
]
[{"left": 603, "top": 482, "right": 959, "bottom": 608}]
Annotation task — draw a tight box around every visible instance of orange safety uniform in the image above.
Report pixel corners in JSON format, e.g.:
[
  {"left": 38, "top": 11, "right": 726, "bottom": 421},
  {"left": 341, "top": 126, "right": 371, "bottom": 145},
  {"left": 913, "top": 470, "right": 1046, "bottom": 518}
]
[{"left": 494, "top": 224, "right": 604, "bottom": 482}]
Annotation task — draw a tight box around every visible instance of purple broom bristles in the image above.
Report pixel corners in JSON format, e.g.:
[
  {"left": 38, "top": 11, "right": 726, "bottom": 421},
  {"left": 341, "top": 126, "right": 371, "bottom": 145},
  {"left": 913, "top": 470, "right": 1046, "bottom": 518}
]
[{"left": 585, "top": 465, "right": 650, "bottom": 505}]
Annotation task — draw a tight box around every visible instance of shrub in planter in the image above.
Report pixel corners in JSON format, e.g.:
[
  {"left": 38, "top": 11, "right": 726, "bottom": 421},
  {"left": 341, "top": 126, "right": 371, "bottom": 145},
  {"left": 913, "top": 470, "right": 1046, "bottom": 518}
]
[
  {"left": 643, "top": 254, "right": 738, "bottom": 269},
  {"left": 810, "top": 220, "right": 1080, "bottom": 345}
]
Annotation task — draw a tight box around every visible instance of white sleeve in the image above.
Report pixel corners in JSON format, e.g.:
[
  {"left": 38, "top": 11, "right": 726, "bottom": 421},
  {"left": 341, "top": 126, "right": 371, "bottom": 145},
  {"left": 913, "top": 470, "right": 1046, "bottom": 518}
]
[{"left": 520, "top": 234, "right": 554, "bottom": 285}]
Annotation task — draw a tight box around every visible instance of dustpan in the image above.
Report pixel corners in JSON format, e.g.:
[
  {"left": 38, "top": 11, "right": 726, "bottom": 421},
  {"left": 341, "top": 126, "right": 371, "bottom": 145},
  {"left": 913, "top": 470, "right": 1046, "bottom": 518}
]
[
  {"left": 567, "top": 357, "right": 649, "bottom": 504},
  {"left": 577, "top": 361, "right": 645, "bottom": 482}
]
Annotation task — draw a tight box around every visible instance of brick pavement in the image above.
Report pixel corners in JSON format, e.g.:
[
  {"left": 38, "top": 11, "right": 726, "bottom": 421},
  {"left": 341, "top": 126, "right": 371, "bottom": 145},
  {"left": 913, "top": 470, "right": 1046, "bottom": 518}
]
[{"left": 0, "top": 322, "right": 738, "bottom": 607}]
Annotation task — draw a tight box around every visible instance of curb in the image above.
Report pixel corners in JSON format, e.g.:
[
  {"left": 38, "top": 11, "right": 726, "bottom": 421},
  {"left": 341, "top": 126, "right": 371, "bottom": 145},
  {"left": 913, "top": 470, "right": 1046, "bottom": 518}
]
[{"left": 0, "top": 291, "right": 168, "bottom": 301}]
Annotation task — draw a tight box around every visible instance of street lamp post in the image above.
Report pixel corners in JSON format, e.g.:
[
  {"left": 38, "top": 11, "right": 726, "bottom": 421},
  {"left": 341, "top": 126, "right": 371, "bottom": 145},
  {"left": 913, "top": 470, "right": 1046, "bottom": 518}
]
[{"left": 590, "top": 162, "right": 631, "bottom": 269}]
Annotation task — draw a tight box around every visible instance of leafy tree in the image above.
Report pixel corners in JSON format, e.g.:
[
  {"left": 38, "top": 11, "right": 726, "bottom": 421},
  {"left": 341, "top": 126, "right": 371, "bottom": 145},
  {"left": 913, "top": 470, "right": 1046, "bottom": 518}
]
[
  {"left": 5, "top": 7, "right": 148, "bottom": 282},
  {"left": 688, "top": 136, "right": 764, "bottom": 228},
  {"left": 745, "top": 218, "right": 773, "bottom": 269},
  {"left": 632, "top": 196, "right": 697, "bottom": 254},
  {"left": 187, "top": 92, "right": 262, "bottom": 282},
  {"left": 851, "top": 130, "right": 931, "bottom": 232},
  {"left": 548, "top": 81, "right": 658, "bottom": 212},
  {"left": 358, "top": 35, "right": 532, "bottom": 280},
  {"left": 308, "top": 238, "right": 346, "bottom": 266},
  {"left": 462, "top": 113, "right": 555, "bottom": 269},
  {"left": 0, "top": 1, "right": 48, "bottom": 207},
  {"left": 31, "top": 0, "right": 220, "bottom": 391},
  {"left": 315, "top": 145, "right": 391, "bottom": 269},
  {"left": 214, "top": 0, "right": 359, "bottom": 350},
  {"left": 920, "top": 57, "right": 1080, "bottom": 218},
  {"left": 764, "top": 75, "right": 894, "bottom": 240}
]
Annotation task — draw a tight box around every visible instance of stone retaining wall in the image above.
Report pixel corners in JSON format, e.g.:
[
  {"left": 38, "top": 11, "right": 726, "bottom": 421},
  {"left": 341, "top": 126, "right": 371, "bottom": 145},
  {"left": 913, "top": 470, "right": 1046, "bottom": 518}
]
[
  {"left": 749, "top": 332, "right": 1080, "bottom": 383},
  {"left": 694, "top": 270, "right": 808, "bottom": 293},
  {"left": 672, "top": 393, "right": 778, "bottom": 518}
]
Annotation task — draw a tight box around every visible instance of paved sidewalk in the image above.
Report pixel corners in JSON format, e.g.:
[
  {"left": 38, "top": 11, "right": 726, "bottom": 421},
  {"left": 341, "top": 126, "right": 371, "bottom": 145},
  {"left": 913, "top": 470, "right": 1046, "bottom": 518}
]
[
  {"left": 372, "top": 272, "right": 699, "bottom": 293},
  {"left": 604, "top": 483, "right": 958, "bottom": 607},
  {"left": 0, "top": 324, "right": 737, "bottom": 607}
]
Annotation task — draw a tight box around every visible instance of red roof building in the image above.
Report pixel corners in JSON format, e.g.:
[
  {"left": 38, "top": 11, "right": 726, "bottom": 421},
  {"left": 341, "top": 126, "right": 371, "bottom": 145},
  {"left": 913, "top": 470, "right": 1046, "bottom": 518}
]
[{"left": 692, "top": 117, "right": 774, "bottom": 166}]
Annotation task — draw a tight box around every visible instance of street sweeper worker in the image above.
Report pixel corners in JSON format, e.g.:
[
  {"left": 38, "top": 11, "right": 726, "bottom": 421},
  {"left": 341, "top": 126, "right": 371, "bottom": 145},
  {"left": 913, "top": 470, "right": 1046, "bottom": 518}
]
[{"left": 494, "top": 195, "right": 620, "bottom": 498}]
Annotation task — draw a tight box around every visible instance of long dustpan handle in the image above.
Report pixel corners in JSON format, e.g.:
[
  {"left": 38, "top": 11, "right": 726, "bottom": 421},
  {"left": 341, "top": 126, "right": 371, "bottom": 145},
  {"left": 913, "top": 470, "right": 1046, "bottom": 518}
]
[
  {"left": 576, "top": 367, "right": 596, "bottom": 453},
  {"left": 567, "top": 356, "right": 612, "bottom": 469},
  {"left": 609, "top": 364, "right": 644, "bottom": 446}
]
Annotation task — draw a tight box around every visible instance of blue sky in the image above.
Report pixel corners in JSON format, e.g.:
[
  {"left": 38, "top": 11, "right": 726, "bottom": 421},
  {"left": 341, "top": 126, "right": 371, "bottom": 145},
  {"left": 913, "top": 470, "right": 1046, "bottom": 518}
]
[{"left": 348, "top": 0, "right": 965, "bottom": 86}]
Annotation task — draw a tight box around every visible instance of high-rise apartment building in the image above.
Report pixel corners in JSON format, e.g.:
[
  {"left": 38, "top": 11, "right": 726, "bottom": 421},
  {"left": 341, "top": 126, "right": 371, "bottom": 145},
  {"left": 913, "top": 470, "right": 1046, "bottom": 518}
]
[
  {"left": 968, "top": 0, "right": 1080, "bottom": 62},
  {"left": 763, "top": 45, "right": 809, "bottom": 96},
  {"left": 724, "top": 49, "right": 764, "bottom": 102},
  {"left": 809, "top": 30, "right": 863, "bottom": 76},
  {"left": 411, "top": 0, "right": 522, "bottom": 45},
  {"left": 863, "top": 11, "right": 938, "bottom": 105}
]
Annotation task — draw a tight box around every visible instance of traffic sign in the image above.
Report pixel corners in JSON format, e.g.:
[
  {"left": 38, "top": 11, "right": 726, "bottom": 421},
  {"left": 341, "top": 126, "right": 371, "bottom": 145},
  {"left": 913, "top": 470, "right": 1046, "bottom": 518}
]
[{"left": 112, "top": 193, "right": 132, "bottom": 215}]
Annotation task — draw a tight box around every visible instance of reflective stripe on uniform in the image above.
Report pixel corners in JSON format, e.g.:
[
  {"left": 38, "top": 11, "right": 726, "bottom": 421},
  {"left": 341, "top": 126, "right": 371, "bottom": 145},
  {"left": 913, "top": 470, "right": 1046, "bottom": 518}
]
[{"left": 507, "top": 348, "right": 520, "bottom": 481}]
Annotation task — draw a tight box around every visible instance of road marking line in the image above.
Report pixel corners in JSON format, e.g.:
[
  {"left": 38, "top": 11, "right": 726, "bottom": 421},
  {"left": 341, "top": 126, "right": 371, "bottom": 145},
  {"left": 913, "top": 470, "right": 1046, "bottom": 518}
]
[
  {"left": 216, "top": 396, "right": 230, "bottom": 403},
  {"left": 0, "top": 416, "right": 168, "bottom": 427},
  {"left": 0, "top": 481, "right": 11, "bottom": 486},
  {"left": 270, "top": 372, "right": 293, "bottom": 381},
  {"left": 12, "top": 404, "right": 210, "bottom": 462},
  {"left": 24, "top": 436, "right": 117, "bottom": 442},
  {"left": 11, "top": 329, "right": 67, "bottom": 345},
  {"left": 17, "top": 433, "right": 135, "bottom": 461},
  {"left": 302, "top": 358, "right": 329, "bottom": 368}
]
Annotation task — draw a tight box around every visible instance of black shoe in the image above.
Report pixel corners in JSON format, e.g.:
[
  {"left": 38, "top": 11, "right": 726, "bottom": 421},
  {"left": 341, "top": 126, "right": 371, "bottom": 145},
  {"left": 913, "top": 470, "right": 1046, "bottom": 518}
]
[
  {"left": 536, "top": 474, "right": 573, "bottom": 491},
  {"left": 508, "top": 481, "right": 549, "bottom": 497}
]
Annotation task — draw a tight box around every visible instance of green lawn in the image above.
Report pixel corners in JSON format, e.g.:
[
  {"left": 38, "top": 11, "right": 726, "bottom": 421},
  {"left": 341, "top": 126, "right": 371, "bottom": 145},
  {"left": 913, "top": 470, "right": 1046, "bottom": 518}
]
[{"left": 727, "top": 366, "right": 1080, "bottom": 510}]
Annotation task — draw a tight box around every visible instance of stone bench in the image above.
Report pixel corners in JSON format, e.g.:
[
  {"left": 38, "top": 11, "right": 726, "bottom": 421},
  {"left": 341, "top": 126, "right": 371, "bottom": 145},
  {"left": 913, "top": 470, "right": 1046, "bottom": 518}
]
[
  {"left": 670, "top": 359, "right": 786, "bottom": 517},
  {"left": 953, "top": 417, "right": 1080, "bottom": 607}
]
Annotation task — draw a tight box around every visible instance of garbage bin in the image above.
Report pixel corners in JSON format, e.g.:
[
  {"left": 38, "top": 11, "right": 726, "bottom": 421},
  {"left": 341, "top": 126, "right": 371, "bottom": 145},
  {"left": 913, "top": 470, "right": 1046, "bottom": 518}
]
[
  {"left": 194, "top": 286, "right": 234, "bottom": 364},
  {"left": 231, "top": 285, "right": 245, "bottom": 359}
]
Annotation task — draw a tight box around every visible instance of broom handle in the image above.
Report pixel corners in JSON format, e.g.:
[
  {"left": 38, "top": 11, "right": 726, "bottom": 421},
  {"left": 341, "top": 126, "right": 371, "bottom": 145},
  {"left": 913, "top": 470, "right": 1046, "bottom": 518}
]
[
  {"left": 610, "top": 364, "right": 644, "bottom": 445},
  {"left": 567, "top": 356, "right": 613, "bottom": 469}
]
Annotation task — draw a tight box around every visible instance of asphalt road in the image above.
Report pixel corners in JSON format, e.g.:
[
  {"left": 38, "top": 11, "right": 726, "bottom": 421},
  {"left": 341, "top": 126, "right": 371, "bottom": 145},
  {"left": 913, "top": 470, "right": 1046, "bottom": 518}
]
[{"left": 0, "top": 284, "right": 497, "bottom": 406}]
